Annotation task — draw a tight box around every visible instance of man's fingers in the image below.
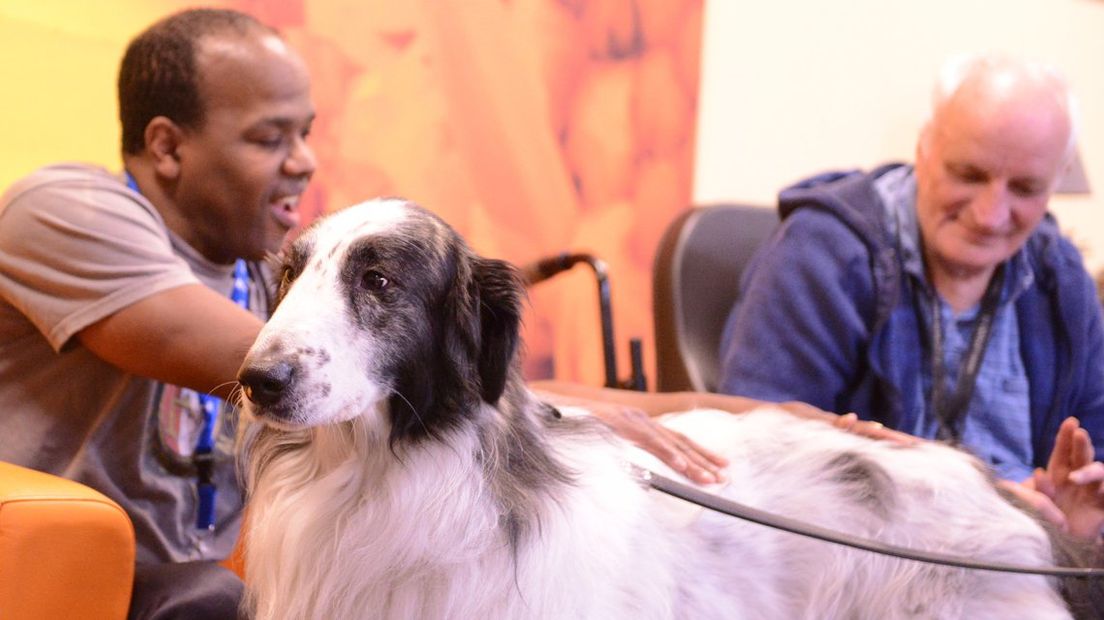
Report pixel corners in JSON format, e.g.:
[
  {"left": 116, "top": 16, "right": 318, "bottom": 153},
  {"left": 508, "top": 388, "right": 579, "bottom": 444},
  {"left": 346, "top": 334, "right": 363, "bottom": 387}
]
[
  {"left": 664, "top": 441, "right": 716, "bottom": 484},
  {"left": 1048, "top": 417, "right": 1080, "bottom": 475},
  {"left": 1069, "top": 461, "right": 1104, "bottom": 486},
  {"left": 999, "top": 479, "right": 1067, "bottom": 529},
  {"left": 683, "top": 450, "right": 727, "bottom": 484},
  {"left": 866, "top": 424, "right": 916, "bottom": 445},
  {"left": 683, "top": 463, "right": 719, "bottom": 485},
  {"left": 833, "top": 415, "right": 916, "bottom": 446},
  {"left": 779, "top": 400, "right": 835, "bottom": 421},
  {"left": 1072, "top": 427, "right": 1095, "bottom": 468},
  {"left": 673, "top": 431, "right": 729, "bottom": 468},
  {"left": 602, "top": 408, "right": 727, "bottom": 485},
  {"left": 1032, "top": 467, "right": 1057, "bottom": 498},
  {"left": 833, "top": 413, "right": 859, "bottom": 430},
  {"left": 645, "top": 430, "right": 714, "bottom": 482},
  {"left": 1031, "top": 494, "right": 1068, "bottom": 530},
  {"left": 666, "top": 434, "right": 724, "bottom": 484},
  {"left": 639, "top": 431, "right": 689, "bottom": 473}
]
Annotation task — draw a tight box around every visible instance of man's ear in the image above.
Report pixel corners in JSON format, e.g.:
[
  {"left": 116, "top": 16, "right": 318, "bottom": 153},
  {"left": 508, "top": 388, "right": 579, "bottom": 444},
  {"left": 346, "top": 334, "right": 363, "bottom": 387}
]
[{"left": 144, "top": 116, "right": 184, "bottom": 180}]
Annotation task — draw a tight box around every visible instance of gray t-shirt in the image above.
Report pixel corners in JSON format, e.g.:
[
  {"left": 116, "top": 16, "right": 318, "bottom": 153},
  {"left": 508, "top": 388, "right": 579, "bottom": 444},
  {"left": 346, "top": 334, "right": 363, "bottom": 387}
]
[{"left": 0, "top": 163, "right": 271, "bottom": 563}]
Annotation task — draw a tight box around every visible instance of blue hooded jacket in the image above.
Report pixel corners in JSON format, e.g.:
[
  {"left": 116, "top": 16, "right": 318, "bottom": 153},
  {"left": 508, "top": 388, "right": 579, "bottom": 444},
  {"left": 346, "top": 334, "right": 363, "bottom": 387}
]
[{"left": 718, "top": 164, "right": 1104, "bottom": 468}]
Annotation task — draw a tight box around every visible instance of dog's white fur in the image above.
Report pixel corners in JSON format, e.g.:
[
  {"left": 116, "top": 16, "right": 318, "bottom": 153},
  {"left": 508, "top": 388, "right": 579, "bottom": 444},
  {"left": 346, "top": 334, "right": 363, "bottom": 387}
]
[{"left": 238, "top": 199, "right": 1078, "bottom": 619}]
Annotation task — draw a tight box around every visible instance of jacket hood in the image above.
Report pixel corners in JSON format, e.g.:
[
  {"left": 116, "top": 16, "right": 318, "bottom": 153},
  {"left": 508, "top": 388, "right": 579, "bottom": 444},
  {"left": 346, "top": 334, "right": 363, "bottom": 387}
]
[
  {"left": 777, "top": 163, "right": 910, "bottom": 332},
  {"left": 777, "top": 163, "right": 908, "bottom": 245}
]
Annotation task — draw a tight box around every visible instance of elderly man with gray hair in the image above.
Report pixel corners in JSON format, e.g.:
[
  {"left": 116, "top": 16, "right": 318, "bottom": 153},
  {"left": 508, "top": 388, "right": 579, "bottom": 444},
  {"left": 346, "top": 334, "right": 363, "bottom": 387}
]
[{"left": 718, "top": 54, "right": 1104, "bottom": 541}]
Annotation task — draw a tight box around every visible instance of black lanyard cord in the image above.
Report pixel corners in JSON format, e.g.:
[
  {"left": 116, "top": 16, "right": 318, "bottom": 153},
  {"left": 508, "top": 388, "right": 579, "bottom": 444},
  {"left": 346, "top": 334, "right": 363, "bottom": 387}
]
[{"left": 930, "top": 265, "right": 1006, "bottom": 442}]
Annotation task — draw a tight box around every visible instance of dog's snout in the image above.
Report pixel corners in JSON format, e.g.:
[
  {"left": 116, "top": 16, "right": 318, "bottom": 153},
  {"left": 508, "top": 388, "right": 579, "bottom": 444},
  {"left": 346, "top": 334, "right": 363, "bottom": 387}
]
[{"left": 239, "top": 358, "right": 296, "bottom": 407}]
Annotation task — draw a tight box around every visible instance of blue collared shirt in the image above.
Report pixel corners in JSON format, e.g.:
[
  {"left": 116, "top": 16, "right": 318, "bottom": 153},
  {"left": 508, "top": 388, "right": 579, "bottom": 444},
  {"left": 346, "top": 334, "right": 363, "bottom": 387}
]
[{"left": 875, "top": 167, "right": 1035, "bottom": 481}]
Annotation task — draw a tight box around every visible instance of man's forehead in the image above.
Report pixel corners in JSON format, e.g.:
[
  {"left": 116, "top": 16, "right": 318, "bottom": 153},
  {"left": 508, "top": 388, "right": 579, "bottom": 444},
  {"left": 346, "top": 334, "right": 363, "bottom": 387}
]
[
  {"left": 194, "top": 31, "right": 312, "bottom": 116},
  {"left": 195, "top": 30, "right": 302, "bottom": 80},
  {"left": 197, "top": 29, "right": 262, "bottom": 61},
  {"left": 939, "top": 73, "right": 1070, "bottom": 138},
  {"left": 935, "top": 93, "right": 1069, "bottom": 157}
]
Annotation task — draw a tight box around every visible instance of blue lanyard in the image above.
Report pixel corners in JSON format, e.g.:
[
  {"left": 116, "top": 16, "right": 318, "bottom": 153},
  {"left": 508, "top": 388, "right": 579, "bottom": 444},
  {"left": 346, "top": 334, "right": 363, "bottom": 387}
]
[
  {"left": 195, "top": 260, "right": 250, "bottom": 454},
  {"left": 194, "top": 259, "right": 249, "bottom": 530},
  {"left": 126, "top": 171, "right": 248, "bottom": 530}
]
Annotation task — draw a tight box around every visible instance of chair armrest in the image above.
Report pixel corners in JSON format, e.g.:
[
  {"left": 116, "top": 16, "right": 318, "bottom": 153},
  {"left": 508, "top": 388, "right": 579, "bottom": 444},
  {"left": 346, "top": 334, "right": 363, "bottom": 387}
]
[{"left": 0, "top": 461, "right": 135, "bottom": 620}]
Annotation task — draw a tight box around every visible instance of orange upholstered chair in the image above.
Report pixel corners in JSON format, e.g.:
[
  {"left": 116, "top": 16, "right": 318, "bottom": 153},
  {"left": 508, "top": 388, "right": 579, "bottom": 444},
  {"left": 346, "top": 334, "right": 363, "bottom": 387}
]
[{"left": 0, "top": 461, "right": 136, "bottom": 619}]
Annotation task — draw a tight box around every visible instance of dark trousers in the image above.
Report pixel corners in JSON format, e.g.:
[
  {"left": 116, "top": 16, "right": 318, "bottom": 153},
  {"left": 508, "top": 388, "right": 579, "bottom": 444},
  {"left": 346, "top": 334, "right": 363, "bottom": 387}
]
[{"left": 129, "top": 561, "right": 244, "bottom": 620}]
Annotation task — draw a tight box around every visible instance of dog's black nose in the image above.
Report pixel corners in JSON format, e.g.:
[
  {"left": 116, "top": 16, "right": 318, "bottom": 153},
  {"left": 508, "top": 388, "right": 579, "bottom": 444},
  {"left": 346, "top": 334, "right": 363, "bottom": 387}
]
[{"left": 238, "top": 360, "right": 295, "bottom": 407}]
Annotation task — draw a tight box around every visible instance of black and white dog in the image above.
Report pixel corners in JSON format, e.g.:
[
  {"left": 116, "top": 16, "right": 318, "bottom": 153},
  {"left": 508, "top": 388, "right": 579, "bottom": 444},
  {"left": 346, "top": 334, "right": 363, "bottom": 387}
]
[{"left": 237, "top": 199, "right": 1097, "bottom": 619}]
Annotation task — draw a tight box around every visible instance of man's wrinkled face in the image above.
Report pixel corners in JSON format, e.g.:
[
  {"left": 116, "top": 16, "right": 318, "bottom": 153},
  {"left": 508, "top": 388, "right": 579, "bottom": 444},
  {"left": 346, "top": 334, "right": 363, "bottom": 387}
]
[
  {"left": 174, "top": 32, "right": 317, "bottom": 264},
  {"left": 914, "top": 86, "right": 1070, "bottom": 281}
]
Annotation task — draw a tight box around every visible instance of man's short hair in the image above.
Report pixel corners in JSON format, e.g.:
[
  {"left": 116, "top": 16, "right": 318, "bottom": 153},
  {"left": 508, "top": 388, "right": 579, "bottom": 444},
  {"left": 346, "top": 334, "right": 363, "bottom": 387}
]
[
  {"left": 117, "top": 8, "right": 276, "bottom": 155},
  {"left": 929, "top": 52, "right": 1080, "bottom": 157}
]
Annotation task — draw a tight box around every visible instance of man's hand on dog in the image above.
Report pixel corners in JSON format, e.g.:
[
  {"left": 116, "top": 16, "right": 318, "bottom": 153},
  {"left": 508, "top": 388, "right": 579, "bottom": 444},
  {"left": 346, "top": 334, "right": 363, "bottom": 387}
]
[
  {"left": 998, "top": 418, "right": 1104, "bottom": 543},
  {"left": 585, "top": 403, "right": 915, "bottom": 485},
  {"left": 586, "top": 404, "right": 730, "bottom": 484},
  {"left": 780, "top": 403, "right": 916, "bottom": 445},
  {"left": 531, "top": 382, "right": 916, "bottom": 485},
  {"left": 1021, "top": 417, "right": 1104, "bottom": 543}
]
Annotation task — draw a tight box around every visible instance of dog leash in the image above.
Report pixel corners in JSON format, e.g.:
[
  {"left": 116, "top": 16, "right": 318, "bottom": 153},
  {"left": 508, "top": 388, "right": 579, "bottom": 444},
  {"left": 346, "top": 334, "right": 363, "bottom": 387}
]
[{"left": 629, "top": 464, "right": 1104, "bottom": 578}]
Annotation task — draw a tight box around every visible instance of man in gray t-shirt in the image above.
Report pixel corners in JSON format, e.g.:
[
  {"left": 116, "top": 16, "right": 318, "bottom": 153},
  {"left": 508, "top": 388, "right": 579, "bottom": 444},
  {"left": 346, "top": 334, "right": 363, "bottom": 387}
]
[
  {"left": 0, "top": 164, "right": 275, "bottom": 564},
  {"left": 0, "top": 8, "right": 316, "bottom": 618}
]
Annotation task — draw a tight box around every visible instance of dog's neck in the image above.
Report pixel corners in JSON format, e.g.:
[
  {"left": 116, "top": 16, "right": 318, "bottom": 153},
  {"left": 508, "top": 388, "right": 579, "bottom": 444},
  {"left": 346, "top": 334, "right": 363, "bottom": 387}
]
[{"left": 241, "top": 382, "right": 625, "bottom": 619}]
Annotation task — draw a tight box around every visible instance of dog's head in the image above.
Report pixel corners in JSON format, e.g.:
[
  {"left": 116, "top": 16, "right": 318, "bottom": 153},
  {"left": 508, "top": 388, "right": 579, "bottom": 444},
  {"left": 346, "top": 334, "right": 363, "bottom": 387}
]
[{"left": 237, "top": 198, "right": 523, "bottom": 443}]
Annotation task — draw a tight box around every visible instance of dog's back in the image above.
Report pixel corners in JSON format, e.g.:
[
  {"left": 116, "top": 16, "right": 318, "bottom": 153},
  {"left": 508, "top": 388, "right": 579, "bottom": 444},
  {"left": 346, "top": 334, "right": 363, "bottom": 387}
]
[
  {"left": 238, "top": 199, "right": 1084, "bottom": 619},
  {"left": 639, "top": 408, "right": 1071, "bottom": 619}
]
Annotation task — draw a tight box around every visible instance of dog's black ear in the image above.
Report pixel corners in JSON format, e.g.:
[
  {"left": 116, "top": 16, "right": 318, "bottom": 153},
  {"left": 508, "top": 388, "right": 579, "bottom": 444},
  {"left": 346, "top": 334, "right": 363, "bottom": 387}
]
[{"left": 472, "top": 256, "right": 523, "bottom": 404}]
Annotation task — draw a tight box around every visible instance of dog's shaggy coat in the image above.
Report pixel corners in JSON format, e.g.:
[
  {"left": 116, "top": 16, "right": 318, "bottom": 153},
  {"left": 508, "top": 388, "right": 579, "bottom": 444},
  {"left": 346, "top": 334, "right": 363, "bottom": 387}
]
[{"left": 237, "top": 199, "right": 1096, "bottom": 619}]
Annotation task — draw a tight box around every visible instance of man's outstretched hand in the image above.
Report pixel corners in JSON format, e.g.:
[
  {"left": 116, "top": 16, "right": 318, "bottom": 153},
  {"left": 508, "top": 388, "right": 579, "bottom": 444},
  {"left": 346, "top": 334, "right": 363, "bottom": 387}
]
[{"left": 1027, "top": 417, "right": 1104, "bottom": 542}]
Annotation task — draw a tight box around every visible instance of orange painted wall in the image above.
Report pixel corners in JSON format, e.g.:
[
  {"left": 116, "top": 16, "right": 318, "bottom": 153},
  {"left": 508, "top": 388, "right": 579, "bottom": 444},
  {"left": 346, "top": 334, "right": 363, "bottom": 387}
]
[{"left": 0, "top": 0, "right": 702, "bottom": 388}]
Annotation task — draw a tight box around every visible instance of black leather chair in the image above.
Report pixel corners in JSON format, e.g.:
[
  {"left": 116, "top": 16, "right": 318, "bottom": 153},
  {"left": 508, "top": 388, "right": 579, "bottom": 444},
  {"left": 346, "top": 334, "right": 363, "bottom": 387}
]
[{"left": 652, "top": 205, "right": 779, "bottom": 392}]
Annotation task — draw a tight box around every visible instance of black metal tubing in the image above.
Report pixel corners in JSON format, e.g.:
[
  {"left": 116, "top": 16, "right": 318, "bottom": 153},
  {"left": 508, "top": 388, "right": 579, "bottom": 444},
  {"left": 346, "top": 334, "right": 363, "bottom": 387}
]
[
  {"left": 523, "top": 252, "right": 647, "bottom": 391},
  {"left": 522, "top": 252, "right": 617, "bottom": 387}
]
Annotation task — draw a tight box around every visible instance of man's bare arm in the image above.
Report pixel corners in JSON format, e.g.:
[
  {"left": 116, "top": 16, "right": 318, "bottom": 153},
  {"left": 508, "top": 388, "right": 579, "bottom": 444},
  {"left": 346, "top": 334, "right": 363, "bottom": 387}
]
[{"left": 78, "top": 284, "right": 262, "bottom": 400}]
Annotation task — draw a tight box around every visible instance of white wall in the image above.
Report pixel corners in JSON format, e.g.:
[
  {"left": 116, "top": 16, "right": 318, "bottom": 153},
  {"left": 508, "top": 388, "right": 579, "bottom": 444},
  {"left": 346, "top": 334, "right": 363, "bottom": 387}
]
[{"left": 694, "top": 0, "right": 1104, "bottom": 271}]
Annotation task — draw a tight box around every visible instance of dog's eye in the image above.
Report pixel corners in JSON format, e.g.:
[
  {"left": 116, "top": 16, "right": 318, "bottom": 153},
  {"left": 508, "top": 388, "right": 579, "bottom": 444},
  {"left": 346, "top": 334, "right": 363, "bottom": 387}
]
[{"left": 361, "top": 270, "right": 390, "bottom": 292}]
